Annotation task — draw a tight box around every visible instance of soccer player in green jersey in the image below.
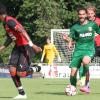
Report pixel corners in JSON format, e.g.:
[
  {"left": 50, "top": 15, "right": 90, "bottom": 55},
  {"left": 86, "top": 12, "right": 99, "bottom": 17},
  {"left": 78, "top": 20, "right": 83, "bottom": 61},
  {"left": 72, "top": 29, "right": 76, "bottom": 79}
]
[
  {"left": 78, "top": 6, "right": 100, "bottom": 89},
  {"left": 66, "top": 7, "right": 100, "bottom": 94}
]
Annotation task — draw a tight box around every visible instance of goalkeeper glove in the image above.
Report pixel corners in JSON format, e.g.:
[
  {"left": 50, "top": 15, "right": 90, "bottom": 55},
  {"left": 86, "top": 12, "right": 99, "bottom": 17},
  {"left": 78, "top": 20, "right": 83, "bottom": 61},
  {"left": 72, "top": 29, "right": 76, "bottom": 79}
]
[{"left": 57, "top": 56, "right": 61, "bottom": 62}]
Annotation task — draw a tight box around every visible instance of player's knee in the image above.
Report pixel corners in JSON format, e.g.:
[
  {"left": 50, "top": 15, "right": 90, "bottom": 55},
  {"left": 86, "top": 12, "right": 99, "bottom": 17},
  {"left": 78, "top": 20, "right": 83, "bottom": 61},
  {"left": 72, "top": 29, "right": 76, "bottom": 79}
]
[
  {"left": 83, "top": 61, "right": 90, "bottom": 65},
  {"left": 17, "top": 71, "right": 33, "bottom": 77},
  {"left": 82, "top": 56, "right": 91, "bottom": 65},
  {"left": 9, "top": 67, "right": 17, "bottom": 76},
  {"left": 83, "top": 62, "right": 88, "bottom": 65},
  {"left": 17, "top": 71, "right": 27, "bottom": 77},
  {"left": 17, "top": 69, "right": 33, "bottom": 77}
]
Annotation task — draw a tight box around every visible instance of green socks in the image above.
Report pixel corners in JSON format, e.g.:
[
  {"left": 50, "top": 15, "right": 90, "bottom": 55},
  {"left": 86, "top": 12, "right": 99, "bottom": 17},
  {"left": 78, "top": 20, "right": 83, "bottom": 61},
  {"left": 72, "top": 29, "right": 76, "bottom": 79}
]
[{"left": 70, "top": 75, "right": 77, "bottom": 87}]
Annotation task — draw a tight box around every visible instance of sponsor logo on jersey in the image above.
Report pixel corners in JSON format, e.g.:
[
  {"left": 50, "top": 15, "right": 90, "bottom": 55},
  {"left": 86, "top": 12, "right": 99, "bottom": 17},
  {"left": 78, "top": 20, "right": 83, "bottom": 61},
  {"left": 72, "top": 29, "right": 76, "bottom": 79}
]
[
  {"left": 88, "top": 27, "right": 92, "bottom": 32},
  {"left": 76, "top": 30, "right": 80, "bottom": 32},
  {"left": 79, "top": 32, "right": 92, "bottom": 37}
]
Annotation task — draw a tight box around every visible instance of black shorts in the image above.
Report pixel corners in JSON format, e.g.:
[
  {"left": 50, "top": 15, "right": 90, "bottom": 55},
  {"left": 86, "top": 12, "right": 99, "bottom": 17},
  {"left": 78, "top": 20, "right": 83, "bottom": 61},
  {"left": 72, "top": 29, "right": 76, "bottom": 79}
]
[
  {"left": 8, "top": 45, "right": 34, "bottom": 69},
  {"left": 95, "top": 46, "right": 100, "bottom": 57}
]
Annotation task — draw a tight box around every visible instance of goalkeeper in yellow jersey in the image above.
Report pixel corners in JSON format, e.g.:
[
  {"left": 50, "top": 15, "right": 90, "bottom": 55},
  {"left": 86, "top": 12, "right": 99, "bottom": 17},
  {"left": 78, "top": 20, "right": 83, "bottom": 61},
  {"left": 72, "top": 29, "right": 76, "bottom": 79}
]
[{"left": 41, "top": 37, "right": 61, "bottom": 65}]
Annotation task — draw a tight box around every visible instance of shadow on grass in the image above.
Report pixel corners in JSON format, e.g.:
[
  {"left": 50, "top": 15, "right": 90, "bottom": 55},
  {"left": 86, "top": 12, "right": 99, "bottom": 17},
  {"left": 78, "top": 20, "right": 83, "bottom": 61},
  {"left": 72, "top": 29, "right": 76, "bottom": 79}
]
[
  {"left": 45, "top": 83, "right": 67, "bottom": 86},
  {"left": 78, "top": 92, "right": 100, "bottom": 95},
  {"left": 36, "top": 91, "right": 100, "bottom": 96},
  {"left": 35, "top": 91, "right": 64, "bottom": 95},
  {"left": 0, "top": 97, "right": 13, "bottom": 98}
]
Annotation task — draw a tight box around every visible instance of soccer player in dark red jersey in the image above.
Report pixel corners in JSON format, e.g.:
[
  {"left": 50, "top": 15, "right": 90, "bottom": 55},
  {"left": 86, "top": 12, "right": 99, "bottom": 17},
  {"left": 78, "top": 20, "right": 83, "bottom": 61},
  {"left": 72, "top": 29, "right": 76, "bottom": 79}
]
[
  {"left": 0, "top": 4, "right": 42, "bottom": 99},
  {"left": 87, "top": 6, "right": 100, "bottom": 56}
]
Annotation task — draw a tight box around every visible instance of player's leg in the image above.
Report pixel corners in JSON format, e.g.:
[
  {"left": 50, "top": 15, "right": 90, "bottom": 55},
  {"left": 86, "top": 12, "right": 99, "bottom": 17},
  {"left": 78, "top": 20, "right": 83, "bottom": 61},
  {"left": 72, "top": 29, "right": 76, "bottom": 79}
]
[
  {"left": 70, "top": 68, "right": 78, "bottom": 87},
  {"left": 8, "top": 46, "right": 27, "bottom": 99},
  {"left": 48, "top": 59, "right": 55, "bottom": 78},
  {"left": 80, "top": 56, "right": 91, "bottom": 93},
  {"left": 69, "top": 55, "right": 82, "bottom": 87},
  {"left": 77, "top": 65, "right": 86, "bottom": 86},
  {"left": 79, "top": 65, "right": 83, "bottom": 79},
  {"left": 9, "top": 66, "right": 27, "bottom": 99},
  {"left": 16, "top": 45, "right": 41, "bottom": 77}
]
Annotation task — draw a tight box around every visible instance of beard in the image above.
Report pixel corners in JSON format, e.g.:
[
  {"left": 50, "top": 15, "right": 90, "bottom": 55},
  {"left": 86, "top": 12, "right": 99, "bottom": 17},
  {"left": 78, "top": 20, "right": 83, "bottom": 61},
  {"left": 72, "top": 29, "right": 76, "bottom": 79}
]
[{"left": 79, "top": 17, "right": 87, "bottom": 23}]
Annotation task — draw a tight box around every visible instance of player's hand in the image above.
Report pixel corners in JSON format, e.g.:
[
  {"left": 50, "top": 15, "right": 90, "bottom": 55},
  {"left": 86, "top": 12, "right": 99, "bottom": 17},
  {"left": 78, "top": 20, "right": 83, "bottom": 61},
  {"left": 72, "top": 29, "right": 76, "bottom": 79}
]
[
  {"left": 57, "top": 56, "right": 61, "bottom": 62},
  {"left": 67, "top": 41, "right": 72, "bottom": 49},
  {"left": 29, "top": 41, "right": 42, "bottom": 53},
  {"left": 40, "top": 58, "right": 43, "bottom": 63},
  {"left": 62, "top": 34, "right": 69, "bottom": 41},
  {"left": 32, "top": 44, "right": 42, "bottom": 53}
]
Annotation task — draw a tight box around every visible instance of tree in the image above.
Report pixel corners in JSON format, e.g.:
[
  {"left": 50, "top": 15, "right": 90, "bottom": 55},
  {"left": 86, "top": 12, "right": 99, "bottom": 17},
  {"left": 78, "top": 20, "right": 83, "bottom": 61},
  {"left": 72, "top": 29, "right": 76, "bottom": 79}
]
[
  {"left": 18, "top": 0, "right": 67, "bottom": 37},
  {"left": 0, "top": 0, "right": 23, "bottom": 17},
  {"left": 0, "top": 0, "right": 100, "bottom": 63}
]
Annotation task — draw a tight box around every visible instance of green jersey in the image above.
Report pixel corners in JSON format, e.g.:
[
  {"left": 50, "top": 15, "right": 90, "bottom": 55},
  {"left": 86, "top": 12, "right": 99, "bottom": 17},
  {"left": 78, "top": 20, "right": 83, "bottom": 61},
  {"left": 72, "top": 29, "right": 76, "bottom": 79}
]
[{"left": 70, "top": 21, "right": 100, "bottom": 52}]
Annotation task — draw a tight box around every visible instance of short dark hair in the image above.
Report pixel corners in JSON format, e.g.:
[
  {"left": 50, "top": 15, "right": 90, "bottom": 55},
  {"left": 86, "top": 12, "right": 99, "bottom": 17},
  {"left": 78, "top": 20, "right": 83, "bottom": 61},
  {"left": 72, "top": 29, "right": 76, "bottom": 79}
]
[
  {"left": 0, "top": 4, "right": 7, "bottom": 15},
  {"left": 44, "top": 36, "right": 51, "bottom": 43},
  {"left": 77, "top": 7, "right": 87, "bottom": 14}
]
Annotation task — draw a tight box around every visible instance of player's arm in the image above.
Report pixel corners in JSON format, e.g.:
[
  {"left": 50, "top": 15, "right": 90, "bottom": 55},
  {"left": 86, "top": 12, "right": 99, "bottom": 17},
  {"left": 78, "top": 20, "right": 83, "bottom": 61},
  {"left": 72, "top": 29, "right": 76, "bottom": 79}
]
[
  {"left": 62, "top": 34, "right": 71, "bottom": 42},
  {"left": 67, "top": 38, "right": 73, "bottom": 49},
  {"left": 62, "top": 32, "right": 75, "bottom": 48},
  {"left": 0, "top": 34, "right": 12, "bottom": 52},
  {"left": 62, "top": 34, "right": 74, "bottom": 49},
  {"left": 41, "top": 46, "right": 46, "bottom": 62},
  {"left": 7, "top": 19, "right": 42, "bottom": 53},
  {"left": 67, "top": 26, "right": 77, "bottom": 48}
]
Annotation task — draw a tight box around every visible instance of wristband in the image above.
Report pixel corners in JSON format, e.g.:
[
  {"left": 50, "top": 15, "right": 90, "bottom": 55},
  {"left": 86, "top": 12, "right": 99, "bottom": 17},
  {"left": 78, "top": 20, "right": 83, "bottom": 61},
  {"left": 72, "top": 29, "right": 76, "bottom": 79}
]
[{"left": 29, "top": 41, "right": 33, "bottom": 47}]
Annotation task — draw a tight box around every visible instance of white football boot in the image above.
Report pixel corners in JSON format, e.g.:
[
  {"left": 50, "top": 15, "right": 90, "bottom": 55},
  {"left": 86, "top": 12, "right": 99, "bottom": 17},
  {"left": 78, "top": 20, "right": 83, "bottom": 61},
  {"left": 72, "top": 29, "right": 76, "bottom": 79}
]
[{"left": 13, "top": 94, "right": 27, "bottom": 99}]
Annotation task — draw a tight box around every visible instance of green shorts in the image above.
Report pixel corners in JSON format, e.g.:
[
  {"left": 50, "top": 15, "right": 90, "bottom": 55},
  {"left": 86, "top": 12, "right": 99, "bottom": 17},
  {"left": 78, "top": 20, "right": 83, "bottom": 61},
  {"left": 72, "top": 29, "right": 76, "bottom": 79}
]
[{"left": 69, "top": 50, "right": 95, "bottom": 69}]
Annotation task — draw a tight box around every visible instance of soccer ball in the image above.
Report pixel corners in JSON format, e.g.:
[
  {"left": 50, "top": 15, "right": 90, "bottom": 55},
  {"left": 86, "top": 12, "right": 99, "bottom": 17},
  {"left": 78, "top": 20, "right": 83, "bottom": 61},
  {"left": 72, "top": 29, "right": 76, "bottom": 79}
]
[{"left": 64, "top": 84, "right": 77, "bottom": 96}]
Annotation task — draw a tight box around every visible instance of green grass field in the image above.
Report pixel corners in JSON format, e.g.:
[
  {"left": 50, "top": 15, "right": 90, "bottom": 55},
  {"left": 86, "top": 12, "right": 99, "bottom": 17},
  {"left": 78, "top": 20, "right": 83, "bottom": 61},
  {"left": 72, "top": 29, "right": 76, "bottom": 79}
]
[{"left": 0, "top": 78, "right": 100, "bottom": 100}]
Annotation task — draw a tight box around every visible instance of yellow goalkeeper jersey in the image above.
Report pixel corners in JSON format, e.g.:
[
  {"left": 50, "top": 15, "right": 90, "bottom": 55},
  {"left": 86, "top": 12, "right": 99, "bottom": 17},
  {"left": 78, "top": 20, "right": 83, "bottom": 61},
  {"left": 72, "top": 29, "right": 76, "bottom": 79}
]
[{"left": 41, "top": 43, "right": 59, "bottom": 65}]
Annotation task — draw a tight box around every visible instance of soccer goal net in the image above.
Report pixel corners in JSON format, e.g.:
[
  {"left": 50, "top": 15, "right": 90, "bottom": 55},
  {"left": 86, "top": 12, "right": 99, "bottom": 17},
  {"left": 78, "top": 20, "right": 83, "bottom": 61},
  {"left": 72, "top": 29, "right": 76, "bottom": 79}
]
[{"left": 51, "top": 29, "right": 100, "bottom": 66}]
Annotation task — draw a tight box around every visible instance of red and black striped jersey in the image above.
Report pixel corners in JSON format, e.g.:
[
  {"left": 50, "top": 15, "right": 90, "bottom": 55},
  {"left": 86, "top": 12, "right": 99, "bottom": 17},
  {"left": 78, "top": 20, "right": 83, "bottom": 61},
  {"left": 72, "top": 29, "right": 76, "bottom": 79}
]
[{"left": 4, "top": 16, "right": 29, "bottom": 46}]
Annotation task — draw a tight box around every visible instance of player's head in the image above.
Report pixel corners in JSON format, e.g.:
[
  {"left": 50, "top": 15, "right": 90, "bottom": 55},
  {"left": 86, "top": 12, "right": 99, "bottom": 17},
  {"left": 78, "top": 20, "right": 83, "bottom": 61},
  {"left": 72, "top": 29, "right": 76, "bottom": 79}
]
[
  {"left": 86, "top": 6, "right": 96, "bottom": 21},
  {"left": 0, "top": 4, "right": 7, "bottom": 21},
  {"left": 47, "top": 37, "right": 51, "bottom": 44},
  {"left": 77, "top": 7, "right": 87, "bottom": 23},
  {"left": 45, "top": 36, "right": 51, "bottom": 44}
]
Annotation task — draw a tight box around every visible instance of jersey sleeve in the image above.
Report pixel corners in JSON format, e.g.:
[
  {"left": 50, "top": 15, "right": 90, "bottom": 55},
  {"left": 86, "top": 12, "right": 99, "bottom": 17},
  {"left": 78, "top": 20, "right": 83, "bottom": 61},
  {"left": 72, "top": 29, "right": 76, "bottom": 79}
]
[
  {"left": 93, "top": 23, "right": 100, "bottom": 34},
  {"left": 69, "top": 26, "right": 78, "bottom": 41},
  {"left": 7, "top": 19, "right": 17, "bottom": 30}
]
